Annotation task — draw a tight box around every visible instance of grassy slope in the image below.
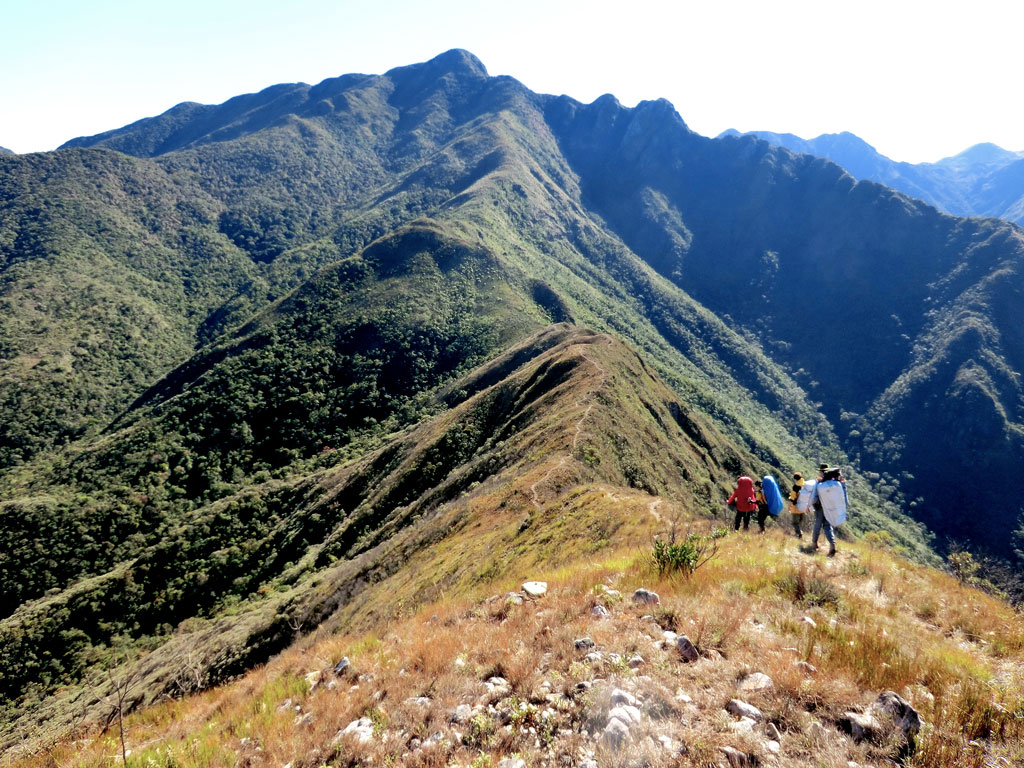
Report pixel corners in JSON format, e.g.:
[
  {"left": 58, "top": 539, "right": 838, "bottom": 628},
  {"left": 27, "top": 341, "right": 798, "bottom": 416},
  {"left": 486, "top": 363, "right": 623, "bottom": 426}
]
[{"left": 15, "top": 531, "right": 1024, "bottom": 768}]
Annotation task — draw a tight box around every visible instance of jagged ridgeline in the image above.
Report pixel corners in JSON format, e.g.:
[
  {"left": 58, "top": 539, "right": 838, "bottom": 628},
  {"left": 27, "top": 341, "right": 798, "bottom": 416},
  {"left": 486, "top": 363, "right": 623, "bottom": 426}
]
[{"left": 0, "top": 48, "right": 1022, "bottom": 743}]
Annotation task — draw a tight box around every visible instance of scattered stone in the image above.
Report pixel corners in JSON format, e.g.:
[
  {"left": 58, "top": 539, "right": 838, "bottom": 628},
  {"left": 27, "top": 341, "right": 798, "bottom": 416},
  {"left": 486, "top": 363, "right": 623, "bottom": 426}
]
[
  {"left": 676, "top": 634, "right": 700, "bottom": 662},
  {"left": 584, "top": 652, "right": 603, "bottom": 664},
  {"left": 276, "top": 698, "right": 293, "bottom": 713},
  {"left": 794, "top": 660, "right": 819, "bottom": 676},
  {"left": 607, "top": 652, "right": 622, "bottom": 664},
  {"left": 522, "top": 581, "right": 548, "bottom": 598},
  {"left": 663, "top": 630, "right": 678, "bottom": 643},
  {"left": 506, "top": 592, "right": 524, "bottom": 606},
  {"left": 304, "top": 670, "right": 321, "bottom": 691},
  {"left": 610, "top": 688, "right": 638, "bottom": 706},
  {"left": 485, "top": 676, "right": 511, "bottom": 693},
  {"left": 326, "top": 680, "right": 337, "bottom": 691},
  {"left": 869, "top": 690, "right": 923, "bottom": 739},
  {"left": 450, "top": 704, "right": 473, "bottom": 725},
  {"left": 765, "top": 721, "right": 782, "bottom": 741},
  {"left": 729, "top": 716, "right": 757, "bottom": 733},
  {"left": 295, "top": 712, "right": 314, "bottom": 728},
  {"left": 454, "top": 657, "right": 467, "bottom": 669},
  {"left": 726, "top": 699, "right": 764, "bottom": 722},
  {"left": 783, "top": 647, "right": 801, "bottom": 655},
  {"left": 334, "top": 717, "right": 373, "bottom": 744},
  {"left": 842, "top": 711, "right": 882, "bottom": 742},
  {"left": 579, "top": 760, "right": 599, "bottom": 768},
  {"left": 496, "top": 759, "right": 525, "bottom": 768},
  {"left": 405, "top": 696, "right": 431, "bottom": 707},
  {"left": 575, "top": 637, "right": 596, "bottom": 650},
  {"left": 602, "top": 716, "right": 632, "bottom": 748},
  {"left": 800, "top": 616, "right": 817, "bottom": 629},
  {"left": 592, "top": 605, "right": 610, "bottom": 618},
  {"left": 333, "top": 657, "right": 351, "bottom": 676},
  {"left": 609, "top": 705, "right": 643, "bottom": 725},
  {"left": 632, "top": 588, "right": 661, "bottom": 605},
  {"left": 766, "top": 740, "right": 781, "bottom": 755},
  {"left": 738, "top": 672, "right": 774, "bottom": 692},
  {"left": 657, "top": 734, "right": 676, "bottom": 751},
  {"left": 674, "top": 689, "right": 693, "bottom": 704},
  {"left": 721, "top": 745, "right": 752, "bottom": 767},
  {"left": 575, "top": 681, "right": 593, "bottom": 694},
  {"left": 629, "top": 653, "right": 644, "bottom": 668}
]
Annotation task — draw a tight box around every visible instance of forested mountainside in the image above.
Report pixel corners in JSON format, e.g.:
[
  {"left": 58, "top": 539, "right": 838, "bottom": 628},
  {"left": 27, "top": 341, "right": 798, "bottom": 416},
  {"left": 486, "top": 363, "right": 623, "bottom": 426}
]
[
  {"left": 722, "top": 128, "right": 1024, "bottom": 225},
  {"left": 3, "top": 48, "right": 1024, "bottom": 747}
]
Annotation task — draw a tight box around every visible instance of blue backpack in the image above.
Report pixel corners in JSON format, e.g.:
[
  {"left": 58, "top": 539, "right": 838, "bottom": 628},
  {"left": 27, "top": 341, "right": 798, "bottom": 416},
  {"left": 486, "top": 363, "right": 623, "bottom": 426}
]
[{"left": 762, "top": 475, "right": 785, "bottom": 517}]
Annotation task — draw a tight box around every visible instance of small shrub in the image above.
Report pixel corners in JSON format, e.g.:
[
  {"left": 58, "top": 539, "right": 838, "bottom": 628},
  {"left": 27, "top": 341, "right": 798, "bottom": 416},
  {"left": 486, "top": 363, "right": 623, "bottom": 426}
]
[
  {"left": 651, "top": 524, "right": 722, "bottom": 577},
  {"left": 775, "top": 567, "right": 842, "bottom": 609}
]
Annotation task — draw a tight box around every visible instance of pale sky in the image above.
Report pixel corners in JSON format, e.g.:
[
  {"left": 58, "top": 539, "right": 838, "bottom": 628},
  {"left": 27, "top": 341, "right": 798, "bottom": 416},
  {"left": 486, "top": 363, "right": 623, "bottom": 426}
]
[{"left": 2, "top": 0, "right": 1022, "bottom": 163}]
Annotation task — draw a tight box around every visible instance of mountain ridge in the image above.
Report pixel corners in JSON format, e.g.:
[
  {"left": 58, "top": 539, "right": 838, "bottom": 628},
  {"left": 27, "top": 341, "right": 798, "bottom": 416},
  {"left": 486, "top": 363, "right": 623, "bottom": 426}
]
[
  {"left": 720, "top": 128, "right": 1024, "bottom": 225},
  {"left": 3, "top": 48, "right": 1024, "bottom": 753}
]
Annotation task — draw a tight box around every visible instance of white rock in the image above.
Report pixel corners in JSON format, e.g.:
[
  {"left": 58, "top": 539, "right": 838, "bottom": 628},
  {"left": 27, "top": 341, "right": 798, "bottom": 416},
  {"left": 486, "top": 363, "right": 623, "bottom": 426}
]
[
  {"left": 584, "top": 651, "right": 603, "bottom": 663},
  {"left": 304, "top": 671, "right": 321, "bottom": 691},
  {"left": 496, "top": 759, "right": 525, "bottom": 768},
  {"left": 767, "top": 739, "right": 781, "bottom": 754},
  {"left": 800, "top": 616, "right": 817, "bottom": 629},
  {"left": 844, "top": 711, "right": 882, "bottom": 742},
  {"left": 592, "top": 605, "right": 610, "bottom": 618},
  {"left": 450, "top": 704, "right": 473, "bottom": 724},
  {"left": 628, "top": 654, "right": 644, "bottom": 668},
  {"left": 522, "top": 581, "right": 548, "bottom": 597},
  {"left": 405, "top": 696, "right": 431, "bottom": 707},
  {"left": 608, "top": 704, "right": 642, "bottom": 725},
  {"left": 610, "top": 688, "right": 637, "bottom": 706},
  {"left": 738, "top": 672, "right": 774, "bottom": 692},
  {"left": 794, "top": 660, "right": 818, "bottom": 675},
  {"left": 721, "top": 745, "right": 751, "bottom": 767},
  {"left": 575, "top": 637, "right": 596, "bottom": 650},
  {"left": 602, "top": 717, "right": 632, "bottom": 748},
  {"left": 729, "top": 716, "right": 757, "bottom": 733},
  {"left": 632, "top": 588, "right": 661, "bottom": 605},
  {"left": 726, "top": 699, "right": 764, "bottom": 721},
  {"left": 335, "top": 717, "right": 373, "bottom": 744},
  {"left": 674, "top": 689, "right": 693, "bottom": 703},
  {"left": 657, "top": 734, "right": 676, "bottom": 751},
  {"left": 765, "top": 721, "right": 782, "bottom": 741}
]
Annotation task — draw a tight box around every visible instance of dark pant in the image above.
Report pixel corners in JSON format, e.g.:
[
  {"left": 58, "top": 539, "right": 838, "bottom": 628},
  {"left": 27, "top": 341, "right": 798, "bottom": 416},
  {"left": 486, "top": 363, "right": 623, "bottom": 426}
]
[
  {"left": 734, "top": 509, "right": 751, "bottom": 530},
  {"left": 792, "top": 512, "right": 804, "bottom": 537},
  {"left": 756, "top": 506, "right": 770, "bottom": 532}
]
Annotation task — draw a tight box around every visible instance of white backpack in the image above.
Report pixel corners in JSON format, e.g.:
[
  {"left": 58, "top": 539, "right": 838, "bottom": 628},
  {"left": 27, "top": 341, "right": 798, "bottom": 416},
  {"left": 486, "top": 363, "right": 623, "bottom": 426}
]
[
  {"left": 817, "top": 479, "right": 848, "bottom": 526},
  {"left": 795, "top": 480, "right": 816, "bottom": 513}
]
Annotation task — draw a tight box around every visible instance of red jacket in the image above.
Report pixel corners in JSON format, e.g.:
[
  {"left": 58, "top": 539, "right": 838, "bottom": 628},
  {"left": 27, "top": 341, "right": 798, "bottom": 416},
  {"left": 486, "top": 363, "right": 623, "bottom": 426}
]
[{"left": 727, "top": 476, "right": 758, "bottom": 512}]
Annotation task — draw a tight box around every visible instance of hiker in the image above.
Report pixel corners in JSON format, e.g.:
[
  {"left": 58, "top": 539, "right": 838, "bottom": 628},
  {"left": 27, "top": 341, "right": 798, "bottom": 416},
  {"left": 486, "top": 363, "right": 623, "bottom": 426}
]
[
  {"left": 760, "top": 474, "right": 786, "bottom": 533},
  {"left": 788, "top": 472, "right": 805, "bottom": 538},
  {"left": 811, "top": 465, "right": 848, "bottom": 557},
  {"left": 754, "top": 480, "right": 770, "bottom": 532},
  {"left": 727, "top": 476, "right": 757, "bottom": 531}
]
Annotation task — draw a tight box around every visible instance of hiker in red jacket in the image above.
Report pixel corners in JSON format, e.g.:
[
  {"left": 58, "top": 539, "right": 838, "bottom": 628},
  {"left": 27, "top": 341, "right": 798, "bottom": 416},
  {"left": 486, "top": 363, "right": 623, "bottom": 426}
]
[{"left": 727, "top": 476, "right": 758, "bottom": 531}]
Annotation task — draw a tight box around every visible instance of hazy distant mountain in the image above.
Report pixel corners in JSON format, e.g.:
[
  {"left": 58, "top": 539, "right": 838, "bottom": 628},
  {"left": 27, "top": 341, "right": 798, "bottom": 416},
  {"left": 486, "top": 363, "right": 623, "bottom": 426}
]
[
  {"left": 5, "top": 48, "right": 1024, "bottom": 742},
  {"left": 0, "top": 147, "right": 14, "bottom": 156},
  {"left": 720, "top": 129, "right": 1024, "bottom": 224}
]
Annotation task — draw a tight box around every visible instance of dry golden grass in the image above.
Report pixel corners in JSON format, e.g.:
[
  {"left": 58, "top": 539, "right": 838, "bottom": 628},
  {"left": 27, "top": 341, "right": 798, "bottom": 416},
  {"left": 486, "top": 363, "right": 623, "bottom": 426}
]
[{"left": 13, "top": 522, "right": 1024, "bottom": 768}]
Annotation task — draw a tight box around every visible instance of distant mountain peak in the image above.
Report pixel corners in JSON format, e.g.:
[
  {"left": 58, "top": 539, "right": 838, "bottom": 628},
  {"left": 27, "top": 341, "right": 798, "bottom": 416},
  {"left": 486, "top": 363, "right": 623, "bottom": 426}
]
[
  {"left": 0, "top": 146, "right": 14, "bottom": 156},
  {"left": 390, "top": 48, "right": 488, "bottom": 79}
]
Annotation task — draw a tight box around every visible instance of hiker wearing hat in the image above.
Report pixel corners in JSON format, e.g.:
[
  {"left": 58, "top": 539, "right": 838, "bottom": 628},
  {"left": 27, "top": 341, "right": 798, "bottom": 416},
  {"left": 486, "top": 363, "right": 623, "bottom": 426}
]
[
  {"left": 788, "top": 472, "right": 805, "bottom": 538},
  {"left": 753, "top": 480, "right": 771, "bottom": 533},
  {"left": 811, "top": 464, "right": 846, "bottom": 556}
]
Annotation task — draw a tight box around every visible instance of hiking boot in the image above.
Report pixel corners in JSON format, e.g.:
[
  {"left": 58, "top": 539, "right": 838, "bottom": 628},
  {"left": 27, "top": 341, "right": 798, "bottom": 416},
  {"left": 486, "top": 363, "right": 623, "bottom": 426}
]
[{"left": 827, "top": 545, "right": 837, "bottom": 557}]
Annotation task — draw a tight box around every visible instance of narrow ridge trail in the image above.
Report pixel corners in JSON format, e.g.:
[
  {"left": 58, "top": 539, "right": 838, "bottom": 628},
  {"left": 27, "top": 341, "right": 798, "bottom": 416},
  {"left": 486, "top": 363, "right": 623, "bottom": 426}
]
[{"left": 529, "top": 340, "right": 610, "bottom": 510}]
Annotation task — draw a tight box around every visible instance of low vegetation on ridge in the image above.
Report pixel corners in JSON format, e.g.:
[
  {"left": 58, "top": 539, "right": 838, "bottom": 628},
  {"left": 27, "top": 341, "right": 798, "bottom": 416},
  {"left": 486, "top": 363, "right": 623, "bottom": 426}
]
[{"left": 17, "top": 531, "right": 1024, "bottom": 768}]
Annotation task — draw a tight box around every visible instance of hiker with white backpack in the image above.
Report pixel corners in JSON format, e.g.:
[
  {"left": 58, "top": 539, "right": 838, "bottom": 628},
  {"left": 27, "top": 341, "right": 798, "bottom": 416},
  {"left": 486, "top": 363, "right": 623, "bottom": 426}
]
[{"left": 810, "top": 464, "right": 848, "bottom": 557}]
